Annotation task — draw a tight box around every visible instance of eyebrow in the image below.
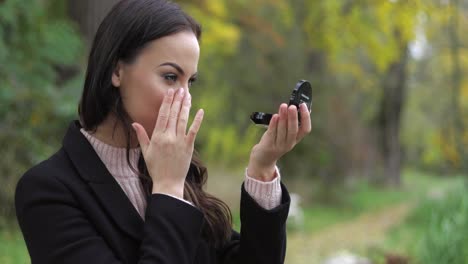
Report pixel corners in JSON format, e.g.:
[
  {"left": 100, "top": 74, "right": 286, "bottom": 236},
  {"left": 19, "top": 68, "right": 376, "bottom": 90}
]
[
  {"left": 158, "top": 62, "right": 198, "bottom": 78},
  {"left": 159, "top": 62, "right": 184, "bottom": 75}
]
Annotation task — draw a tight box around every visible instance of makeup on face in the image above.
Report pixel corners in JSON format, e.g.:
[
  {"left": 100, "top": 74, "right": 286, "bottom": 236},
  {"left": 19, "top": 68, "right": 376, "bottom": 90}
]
[{"left": 157, "top": 62, "right": 198, "bottom": 88}]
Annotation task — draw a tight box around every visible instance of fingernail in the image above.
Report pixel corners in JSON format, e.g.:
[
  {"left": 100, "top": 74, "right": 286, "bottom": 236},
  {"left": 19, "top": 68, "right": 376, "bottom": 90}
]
[
  {"left": 179, "top": 88, "right": 185, "bottom": 95},
  {"left": 131, "top": 123, "right": 137, "bottom": 131},
  {"left": 167, "top": 88, "right": 174, "bottom": 96}
]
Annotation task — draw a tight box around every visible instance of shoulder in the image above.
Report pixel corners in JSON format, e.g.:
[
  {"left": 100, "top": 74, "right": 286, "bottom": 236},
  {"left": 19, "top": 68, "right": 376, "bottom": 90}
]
[
  {"left": 17, "top": 148, "right": 72, "bottom": 187},
  {"left": 15, "top": 148, "right": 77, "bottom": 213}
]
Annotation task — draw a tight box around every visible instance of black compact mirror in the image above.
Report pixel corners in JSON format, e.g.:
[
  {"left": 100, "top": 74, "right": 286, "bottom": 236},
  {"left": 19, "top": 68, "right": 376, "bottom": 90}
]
[{"left": 250, "top": 80, "right": 312, "bottom": 128}]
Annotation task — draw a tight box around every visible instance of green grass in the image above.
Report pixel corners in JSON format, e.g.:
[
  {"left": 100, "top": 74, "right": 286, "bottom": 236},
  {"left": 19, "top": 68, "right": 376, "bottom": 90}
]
[
  {"left": 283, "top": 170, "right": 465, "bottom": 264},
  {"left": 301, "top": 184, "right": 407, "bottom": 233},
  {"left": 0, "top": 227, "right": 28, "bottom": 264},
  {"left": 296, "top": 169, "right": 464, "bottom": 234},
  {"left": 378, "top": 183, "right": 468, "bottom": 264}
]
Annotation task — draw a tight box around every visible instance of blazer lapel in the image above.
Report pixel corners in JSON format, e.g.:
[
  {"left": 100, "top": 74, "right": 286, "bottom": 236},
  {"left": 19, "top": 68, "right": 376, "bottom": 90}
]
[{"left": 62, "top": 120, "right": 144, "bottom": 241}]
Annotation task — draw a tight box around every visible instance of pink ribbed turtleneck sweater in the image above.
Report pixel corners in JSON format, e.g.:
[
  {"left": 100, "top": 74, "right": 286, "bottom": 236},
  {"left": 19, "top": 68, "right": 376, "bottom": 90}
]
[{"left": 80, "top": 129, "right": 282, "bottom": 219}]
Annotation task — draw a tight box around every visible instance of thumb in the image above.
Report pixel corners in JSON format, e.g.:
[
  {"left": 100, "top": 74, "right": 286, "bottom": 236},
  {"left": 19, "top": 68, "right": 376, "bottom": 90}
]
[{"left": 132, "top": 123, "right": 149, "bottom": 154}]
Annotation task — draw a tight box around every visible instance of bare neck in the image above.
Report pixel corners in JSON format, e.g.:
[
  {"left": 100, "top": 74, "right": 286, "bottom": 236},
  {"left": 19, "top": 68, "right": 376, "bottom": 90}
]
[{"left": 86, "top": 114, "right": 139, "bottom": 149}]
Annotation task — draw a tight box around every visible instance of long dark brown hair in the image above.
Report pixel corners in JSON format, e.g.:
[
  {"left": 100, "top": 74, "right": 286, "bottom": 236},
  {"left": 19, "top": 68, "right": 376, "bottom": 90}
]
[{"left": 78, "top": 0, "right": 232, "bottom": 248}]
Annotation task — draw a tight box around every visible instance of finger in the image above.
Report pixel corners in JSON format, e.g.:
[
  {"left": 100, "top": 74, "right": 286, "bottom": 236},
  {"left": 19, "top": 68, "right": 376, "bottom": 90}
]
[
  {"left": 276, "top": 103, "right": 288, "bottom": 145},
  {"left": 186, "top": 109, "right": 204, "bottom": 145},
  {"left": 177, "top": 90, "right": 191, "bottom": 136},
  {"left": 297, "top": 103, "right": 312, "bottom": 141},
  {"left": 132, "top": 122, "right": 150, "bottom": 154},
  {"left": 154, "top": 88, "right": 175, "bottom": 132},
  {"left": 287, "top": 105, "right": 298, "bottom": 144},
  {"left": 265, "top": 113, "right": 279, "bottom": 144},
  {"left": 167, "top": 88, "right": 186, "bottom": 133}
]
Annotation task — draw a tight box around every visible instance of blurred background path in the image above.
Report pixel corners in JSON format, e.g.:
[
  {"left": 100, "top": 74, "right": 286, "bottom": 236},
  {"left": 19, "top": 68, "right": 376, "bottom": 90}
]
[{"left": 287, "top": 202, "right": 413, "bottom": 264}]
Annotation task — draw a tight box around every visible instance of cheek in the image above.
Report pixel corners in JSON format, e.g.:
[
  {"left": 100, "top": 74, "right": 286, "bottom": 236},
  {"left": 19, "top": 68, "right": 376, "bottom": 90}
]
[{"left": 121, "top": 73, "right": 166, "bottom": 132}]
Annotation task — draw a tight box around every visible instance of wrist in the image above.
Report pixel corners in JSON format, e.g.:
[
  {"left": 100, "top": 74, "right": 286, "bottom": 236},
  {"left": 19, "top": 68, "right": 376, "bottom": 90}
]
[{"left": 247, "top": 163, "right": 277, "bottom": 182}]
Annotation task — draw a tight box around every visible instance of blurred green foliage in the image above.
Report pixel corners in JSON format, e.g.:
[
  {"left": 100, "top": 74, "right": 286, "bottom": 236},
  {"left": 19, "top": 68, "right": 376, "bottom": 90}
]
[
  {"left": 300, "top": 169, "right": 464, "bottom": 234},
  {"left": 181, "top": 0, "right": 468, "bottom": 180},
  {"left": 416, "top": 186, "right": 468, "bottom": 263},
  {"left": 381, "top": 183, "right": 468, "bottom": 264},
  {"left": 0, "top": 228, "right": 28, "bottom": 264},
  {"left": 0, "top": 0, "right": 84, "bottom": 222}
]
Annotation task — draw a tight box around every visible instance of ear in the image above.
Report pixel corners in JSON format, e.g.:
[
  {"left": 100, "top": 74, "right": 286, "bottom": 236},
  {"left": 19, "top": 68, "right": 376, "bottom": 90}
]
[{"left": 111, "top": 61, "right": 124, "bottom": 87}]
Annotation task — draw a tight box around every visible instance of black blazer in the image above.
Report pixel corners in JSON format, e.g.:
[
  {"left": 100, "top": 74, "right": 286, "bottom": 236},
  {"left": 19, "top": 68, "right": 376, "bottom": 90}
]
[{"left": 15, "top": 121, "right": 290, "bottom": 264}]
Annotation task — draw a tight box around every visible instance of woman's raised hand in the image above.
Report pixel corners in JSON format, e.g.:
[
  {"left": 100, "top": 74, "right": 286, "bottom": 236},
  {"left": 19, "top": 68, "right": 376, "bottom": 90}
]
[
  {"left": 132, "top": 88, "right": 204, "bottom": 198},
  {"left": 247, "top": 103, "right": 312, "bottom": 181}
]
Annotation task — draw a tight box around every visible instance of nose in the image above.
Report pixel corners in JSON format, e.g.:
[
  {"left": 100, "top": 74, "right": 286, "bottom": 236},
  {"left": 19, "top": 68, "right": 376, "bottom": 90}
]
[{"left": 181, "top": 83, "right": 190, "bottom": 92}]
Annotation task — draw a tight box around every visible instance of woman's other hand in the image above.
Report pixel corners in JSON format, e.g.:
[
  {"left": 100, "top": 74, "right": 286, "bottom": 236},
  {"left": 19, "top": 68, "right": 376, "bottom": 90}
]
[
  {"left": 132, "top": 88, "right": 204, "bottom": 198},
  {"left": 247, "top": 103, "right": 312, "bottom": 181}
]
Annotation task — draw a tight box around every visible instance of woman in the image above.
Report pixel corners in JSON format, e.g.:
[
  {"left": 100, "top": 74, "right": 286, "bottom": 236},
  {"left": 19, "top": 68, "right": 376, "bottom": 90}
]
[{"left": 15, "top": 0, "right": 312, "bottom": 263}]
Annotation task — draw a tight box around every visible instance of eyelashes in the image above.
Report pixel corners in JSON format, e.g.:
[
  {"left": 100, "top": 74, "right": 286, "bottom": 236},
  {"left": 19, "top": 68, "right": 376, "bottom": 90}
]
[
  {"left": 164, "top": 74, "right": 177, "bottom": 82},
  {"left": 189, "top": 76, "right": 198, "bottom": 87},
  {"left": 163, "top": 73, "right": 197, "bottom": 87}
]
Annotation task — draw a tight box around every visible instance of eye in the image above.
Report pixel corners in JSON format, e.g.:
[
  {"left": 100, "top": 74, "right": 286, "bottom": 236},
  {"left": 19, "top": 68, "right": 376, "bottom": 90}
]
[
  {"left": 188, "top": 77, "right": 197, "bottom": 87},
  {"left": 164, "top": 74, "right": 177, "bottom": 83}
]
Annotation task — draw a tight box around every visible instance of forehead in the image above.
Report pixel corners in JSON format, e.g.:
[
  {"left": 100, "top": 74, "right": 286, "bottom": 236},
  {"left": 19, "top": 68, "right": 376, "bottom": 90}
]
[{"left": 139, "top": 31, "right": 200, "bottom": 73}]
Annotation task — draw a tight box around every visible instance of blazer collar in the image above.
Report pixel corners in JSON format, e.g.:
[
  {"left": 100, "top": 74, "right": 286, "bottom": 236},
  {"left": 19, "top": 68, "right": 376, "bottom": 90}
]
[{"left": 62, "top": 120, "right": 144, "bottom": 241}]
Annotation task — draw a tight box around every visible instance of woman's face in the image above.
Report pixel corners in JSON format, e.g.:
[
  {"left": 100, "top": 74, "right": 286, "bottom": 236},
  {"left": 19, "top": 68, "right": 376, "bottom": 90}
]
[{"left": 113, "top": 31, "right": 200, "bottom": 138}]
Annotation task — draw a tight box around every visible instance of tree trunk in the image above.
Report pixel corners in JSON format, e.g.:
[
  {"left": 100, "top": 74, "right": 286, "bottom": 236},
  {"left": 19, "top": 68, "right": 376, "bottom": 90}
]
[
  {"left": 449, "top": 0, "right": 468, "bottom": 179},
  {"left": 376, "top": 31, "right": 409, "bottom": 186},
  {"left": 68, "top": 0, "right": 119, "bottom": 47}
]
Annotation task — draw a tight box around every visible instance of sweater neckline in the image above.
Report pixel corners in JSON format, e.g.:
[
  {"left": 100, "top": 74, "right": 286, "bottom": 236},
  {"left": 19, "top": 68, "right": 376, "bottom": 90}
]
[
  {"left": 80, "top": 128, "right": 140, "bottom": 152},
  {"left": 80, "top": 128, "right": 141, "bottom": 179}
]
